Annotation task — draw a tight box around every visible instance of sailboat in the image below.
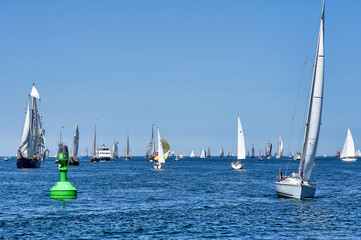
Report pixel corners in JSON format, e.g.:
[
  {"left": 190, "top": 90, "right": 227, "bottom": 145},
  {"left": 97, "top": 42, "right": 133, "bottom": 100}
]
[
  {"left": 251, "top": 144, "right": 255, "bottom": 158},
  {"left": 123, "top": 131, "right": 131, "bottom": 160},
  {"left": 190, "top": 150, "right": 195, "bottom": 158},
  {"left": 17, "top": 84, "right": 48, "bottom": 168},
  {"left": 207, "top": 147, "right": 211, "bottom": 157},
  {"left": 275, "top": 136, "right": 283, "bottom": 159},
  {"left": 340, "top": 128, "right": 357, "bottom": 162},
  {"left": 219, "top": 146, "right": 224, "bottom": 158},
  {"left": 90, "top": 119, "right": 98, "bottom": 162},
  {"left": 69, "top": 122, "right": 80, "bottom": 166},
  {"left": 200, "top": 149, "right": 206, "bottom": 158},
  {"left": 147, "top": 124, "right": 155, "bottom": 162},
  {"left": 258, "top": 150, "right": 263, "bottom": 161},
  {"left": 265, "top": 140, "right": 272, "bottom": 159},
  {"left": 154, "top": 129, "right": 170, "bottom": 169},
  {"left": 227, "top": 147, "right": 231, "bottom": 157},
  {"left": 231, "top": 116, "right": 245, "bottom": 170},
  {"left": 276, "top": 1, "right": 325, "bottom": 199},
  {"left": 112, "top": 140, "right": 119, "bottom": 159}
]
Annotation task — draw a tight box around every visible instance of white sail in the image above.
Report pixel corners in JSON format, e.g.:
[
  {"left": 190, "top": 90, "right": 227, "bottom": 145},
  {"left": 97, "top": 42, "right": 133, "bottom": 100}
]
[
  {"left": 299, "top": 3, "right": 325, "bottom": 182},
  {"left": 18, "top": 97, "right": 34, "bottom": 158},
  {"left": 200, "top": 149, "right": 206, "bottom": 158},
  {"left": 73, "top": 122, "right": 79, "bottom": 158},
  {"left": 279, "top": 136, "right": 283, "bottom": 155},
  {"left": 30, "top": 85, "right": 40, "bottom": 100},
  {"left": 157, "top": 129, "right": 165, "bottom": 163},
  {"left": 340, "top": 128, "right": 356, "bottom": 158},
  {"left": 190, "top": 150, "right": 195, "bottom": 157},
  {"left": 237, "top": 116, "right": 246, "bottom": 160}
]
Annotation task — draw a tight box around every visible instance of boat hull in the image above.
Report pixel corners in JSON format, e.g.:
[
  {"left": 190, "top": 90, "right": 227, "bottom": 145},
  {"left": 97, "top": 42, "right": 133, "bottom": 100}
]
[
  {"left": 69, "top": 157, "right": 80, "bottom": 166},
  {"left": 90, "top": 157, "right": 111, "bottom": 162},
  {"left": 231, "top": 161, "right": 243, "bottom": 170},
  {"left": 340, "top": 157, "right": 357, "bottom": 162},
  {"left": 123, "top": 156, "right": 131, "bottom": 161},
  {"left": 16, "top": 157, "right": 41, "bottom": 168},
  {"left": 276, "top": 180, "right": 316, "bottom": 199},
  {"left": 154, "top": 162, "right": 163, "bottom": 169}
]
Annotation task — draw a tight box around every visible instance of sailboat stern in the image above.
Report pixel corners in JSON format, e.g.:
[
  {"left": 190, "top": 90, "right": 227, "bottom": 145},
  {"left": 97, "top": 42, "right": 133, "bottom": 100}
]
[{"left": 275, "top": 178, "right": 316, "bottom": 199}]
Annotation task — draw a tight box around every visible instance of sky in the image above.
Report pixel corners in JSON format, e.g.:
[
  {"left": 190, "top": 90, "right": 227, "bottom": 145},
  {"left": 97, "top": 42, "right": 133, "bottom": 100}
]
[{"left": 1, "top": 0, "right": 361, "bottom": 156}]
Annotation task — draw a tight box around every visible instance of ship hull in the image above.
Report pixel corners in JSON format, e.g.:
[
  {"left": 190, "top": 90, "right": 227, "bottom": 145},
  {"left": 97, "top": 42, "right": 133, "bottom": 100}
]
[
  {"left": 123, "top": 156, "right": 131, "bottom": 161},
  {"left": 69, "top": 157, "right": 80, "bottom": 166},
  {"left": 276, "top": 179, "right": 316, "bottom": 199},
  {"left": 16, "top": 157, "right": 41, "bottom": 168}
]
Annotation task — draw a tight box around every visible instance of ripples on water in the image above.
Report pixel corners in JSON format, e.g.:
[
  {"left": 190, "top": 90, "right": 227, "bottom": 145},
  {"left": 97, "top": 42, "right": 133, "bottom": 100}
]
[{"left": 0, "top": 157, "right": 360, "bottom": 239}]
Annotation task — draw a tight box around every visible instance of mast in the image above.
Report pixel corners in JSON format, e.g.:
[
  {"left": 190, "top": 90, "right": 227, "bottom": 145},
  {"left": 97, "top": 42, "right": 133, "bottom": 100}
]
[
  {"left": 126, "top": 131, "right": 129, "bottom": 156},
  {"left": 150, "top": 124, "right": 154, "bottom": 157},
  {"left": 93, "top": 119, "right": 97, "bottom": 157},
  {"left": 299, "top": 0, "right": 325, "bottom": 181}
]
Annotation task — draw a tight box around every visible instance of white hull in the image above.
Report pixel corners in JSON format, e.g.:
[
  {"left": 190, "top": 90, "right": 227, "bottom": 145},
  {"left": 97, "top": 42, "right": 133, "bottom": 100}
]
[
  {"left": 340, "top": 157, "right": 357, "bottom": 162},
  {"left": 275, "top": 178, "right": 316, "bottom": 199},
  {"left": 154, "top": 162, "right": 163, "bottom": 169},
  {"left": 231, "top": 161, "right": 243, "bottom": 170}
]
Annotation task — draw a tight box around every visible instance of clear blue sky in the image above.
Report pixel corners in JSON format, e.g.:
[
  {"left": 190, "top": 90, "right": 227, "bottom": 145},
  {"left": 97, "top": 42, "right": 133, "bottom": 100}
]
[{"left": 1, "top": 0, "right": 360, "bottom": 156}]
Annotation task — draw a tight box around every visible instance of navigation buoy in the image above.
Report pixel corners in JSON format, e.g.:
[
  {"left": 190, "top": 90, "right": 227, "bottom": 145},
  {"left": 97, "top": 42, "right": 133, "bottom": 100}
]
[{"left": 50, "top": 144, "right": 77, "bottom": 199}]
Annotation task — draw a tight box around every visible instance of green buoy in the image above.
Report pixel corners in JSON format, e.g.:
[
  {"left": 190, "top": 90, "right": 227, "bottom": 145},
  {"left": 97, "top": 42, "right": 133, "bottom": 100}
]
[{"left": 50, "top": 144, "right": 77, "bottom": 199}]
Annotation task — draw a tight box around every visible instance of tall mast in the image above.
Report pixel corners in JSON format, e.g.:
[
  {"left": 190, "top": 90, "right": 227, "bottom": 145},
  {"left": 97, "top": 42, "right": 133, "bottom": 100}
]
[
  {"left": 126, "top": 130, "right": 129, "bottom": 155},
  {"left": 299, "top": 0, "right": 325, "bottom": 181},
  {"left": 93, "top": 119, "right": 97, "bottom": 157}
]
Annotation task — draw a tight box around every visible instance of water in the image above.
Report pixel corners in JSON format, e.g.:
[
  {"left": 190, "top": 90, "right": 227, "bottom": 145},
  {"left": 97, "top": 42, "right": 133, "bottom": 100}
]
[{"left": 0, "top": 156, "right": 360, "bottom": 239}]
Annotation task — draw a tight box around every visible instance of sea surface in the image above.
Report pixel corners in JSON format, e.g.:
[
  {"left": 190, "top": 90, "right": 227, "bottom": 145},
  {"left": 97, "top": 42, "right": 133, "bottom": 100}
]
[{"left": 0, "top": 156, "right": 360, "bottom": 239}]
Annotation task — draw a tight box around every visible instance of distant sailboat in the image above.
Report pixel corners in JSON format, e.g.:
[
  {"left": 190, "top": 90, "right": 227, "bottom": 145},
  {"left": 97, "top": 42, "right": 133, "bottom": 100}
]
[
  {"left": 265, "top": 140, "right": 272, "bottom": 159},
  {"left": 69, "top": 122, "right": 80, "bottom": 166},
  {"left": 112, "top": 140, "right": 119, "bottom": 159},
  {"left": 123, "top": 131, "right": 131, "bottom": 160},
  {"left": 200, "top": 149, "right": 206, "bottom": 158},
  {"left": 258, "top": 150, "right": 263, "bottom": 161},
  {"left": 90, "top": 119, "right": 98, "bottom": 162},
  {"left": 276, "top": 1, "right": 325, "bottom": 199},
  {"left": 340, "top": 128, "right": 357, "bottom": 162},
  {"left": 190, "top": 150, "right": 195, "bottom": 158},
  {"left": 227, "top": 147, "right": 231, "bottom": 157},
  {"left": 219, "top": 146, "right": 224, "bottom": 158},
  {"left": 207, "top": 147, "right": 211, "bottom": 157},
  {"left": 275, "top": 136, "right": 283, "bottom": 159},
  {"left": 154, "top": 129, "right": 170, "bottom": 169},
  {"left": 251, "top": 144, "right": 255, "bottom": 158},
  {"left": 293, "top": 152, "right": 301, "bottom": 160},
  {"left": 147, "top": 124, "right": 155, "bottom": 162},
  {"left": 231, "top": 116, "right": 245, "bottom": 170},
  {"left": 17, "top": 84, "right": 48, "bottom": 168}
]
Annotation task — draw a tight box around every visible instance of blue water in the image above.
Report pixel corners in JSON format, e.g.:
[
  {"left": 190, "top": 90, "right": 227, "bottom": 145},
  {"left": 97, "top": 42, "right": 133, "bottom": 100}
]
[{"left": 0, "top": 156, "right": 360, "bottom": 239}]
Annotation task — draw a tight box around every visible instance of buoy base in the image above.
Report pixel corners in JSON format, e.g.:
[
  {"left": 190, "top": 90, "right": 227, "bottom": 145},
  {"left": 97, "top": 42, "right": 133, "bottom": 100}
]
[{"left": 50, "top": 181, "right": 77, "bottom": 199}]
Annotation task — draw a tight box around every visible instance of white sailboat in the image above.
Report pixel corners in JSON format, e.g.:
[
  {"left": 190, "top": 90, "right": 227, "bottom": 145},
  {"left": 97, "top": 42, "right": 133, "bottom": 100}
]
[
  {"left": 123, "top": 131, "right": 131, "bottom": 160},
  {"left": 69, "top": 122, "right": 80, "bottom": 165},
  {"left": 200, "top": 149, "right": 206, "bottom": 158},
  {"left": 276, "top": 1, "right": 325, "bottom": 199},
  {"left": 340, "top": 128, "right": 357, "bottom": 162},
  {"left": 219, "top": 146, "right": 224, "bottom": 158},
  {"left": 154, "top": 129, "right": 169, "bottom": 169},
  {"left": 190, "top": 150, "right": 195, "bottom": 158},
  {"left": 275, "top": 136, "right": 283, "bottom": 159},
  {"left": 17, "top": 84, "right": 47, "bottom": 168},
  {"left": 231, "top": 115, "right": 245, "bottom": 170}
]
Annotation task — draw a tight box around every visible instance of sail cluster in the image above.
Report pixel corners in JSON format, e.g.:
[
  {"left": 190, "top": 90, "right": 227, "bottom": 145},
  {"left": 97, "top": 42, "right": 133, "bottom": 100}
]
[{"left": 18, "top": 86, "right": 47, "bottom": 160}]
